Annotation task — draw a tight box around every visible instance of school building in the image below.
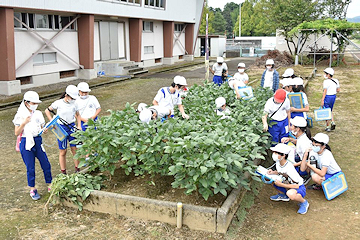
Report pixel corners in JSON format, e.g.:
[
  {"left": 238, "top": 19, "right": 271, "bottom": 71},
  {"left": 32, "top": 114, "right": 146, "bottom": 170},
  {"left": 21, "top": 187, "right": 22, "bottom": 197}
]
[{"left": 0, "top": 0, "right": 204, "bottom": 95}]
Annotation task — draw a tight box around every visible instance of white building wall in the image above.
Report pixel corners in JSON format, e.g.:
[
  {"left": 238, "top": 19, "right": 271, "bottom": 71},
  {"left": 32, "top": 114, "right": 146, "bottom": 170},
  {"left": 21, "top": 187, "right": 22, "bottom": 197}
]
[
  {"left": 14, "top": 31, "right": 79, "bottom": 78},
  {"left": 194, "top": 38, "right": 201, "bottom": 57},
  {"left": 234, "top": 36, "right": 276, "bottom": 50},
  {"left": 94, "top": 22, "right": 101, "bottom": 61},
  {"left": 276, "top": 30, "right": 332, "bottom": 53},
  {"left": 141, "top": 21, "right": 163, "bottom": 61},
  {"left": 173, "top": 32, "right": 186, "bottom": 57},
  {"left": 218, "top": 37, "right": 226, "bottom": 56}
]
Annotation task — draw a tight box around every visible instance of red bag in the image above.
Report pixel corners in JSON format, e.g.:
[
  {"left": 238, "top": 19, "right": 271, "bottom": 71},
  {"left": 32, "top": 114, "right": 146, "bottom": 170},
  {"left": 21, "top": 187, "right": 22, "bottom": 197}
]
[{"left": 15, "top": 133, "right": 22, "bottom": 152}]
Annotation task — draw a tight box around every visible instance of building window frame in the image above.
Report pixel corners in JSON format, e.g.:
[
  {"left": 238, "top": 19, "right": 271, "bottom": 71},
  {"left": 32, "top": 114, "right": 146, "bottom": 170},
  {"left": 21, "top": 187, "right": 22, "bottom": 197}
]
[
  {"left": 174, "top": 24, "right": 185, "bottom": 32},
  {"left": 144, "top": 0, "right": 165, "bottom": 9},
  {"left": 142, "top": 21, "right": 154, "bottom": 32},
  {"left": 144, "top": 46, "right": 154, "bottom": 54},
  {"left": 33, "top": 52, "right": 57, "bottom": 65},
  {"left": 14, "top": 12, "right": 76, "bottom": 31}
]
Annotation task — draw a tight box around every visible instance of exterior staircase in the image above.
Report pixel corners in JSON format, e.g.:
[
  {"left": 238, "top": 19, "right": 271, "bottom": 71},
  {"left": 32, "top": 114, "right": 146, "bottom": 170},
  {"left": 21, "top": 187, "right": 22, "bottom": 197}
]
[{"left": 95, "top": 60, "right": 148, "bottom": 77}]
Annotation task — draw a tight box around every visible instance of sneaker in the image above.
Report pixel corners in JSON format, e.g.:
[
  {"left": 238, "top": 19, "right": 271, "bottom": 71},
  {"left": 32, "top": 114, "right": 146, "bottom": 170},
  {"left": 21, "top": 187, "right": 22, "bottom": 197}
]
[
  {"left": 48, "top": 186, "right": 51, "bottom": 193},
  {"left": 325, "top": 126, "right": 331, "bottom": 132},
  {"left": 297, "top": 200, "right": 309, "bottom": 214},
  {"left": 302, "top": 175, "right": 312, "bottom": 185},
  {"left": 75, "top": 167, "right": 80, "bottom": 173},
  {"left": 270, "top": 193, "right": 290, "bottom": 202},
  {"left": 61, "top": 169, "right": 67, "bottom": 175},
  {"left": 30, "top": 189, "right": 40, "bottom": 200},
  {"left": 331, "top": 122, "right": 336, "bottom": 130},
  {"left": 307, "top": 184, "right": 321, "bottom": 190}
]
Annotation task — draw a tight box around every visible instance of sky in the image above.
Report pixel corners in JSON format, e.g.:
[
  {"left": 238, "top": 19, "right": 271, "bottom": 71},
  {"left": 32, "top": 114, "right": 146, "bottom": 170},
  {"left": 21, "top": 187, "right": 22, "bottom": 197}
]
[{"left": 207, "top": 0, "right": 360, "bottom": 18}]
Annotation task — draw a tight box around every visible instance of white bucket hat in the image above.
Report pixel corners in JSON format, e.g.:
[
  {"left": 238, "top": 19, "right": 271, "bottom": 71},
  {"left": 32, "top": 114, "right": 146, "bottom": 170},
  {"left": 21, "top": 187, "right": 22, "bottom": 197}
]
[
  {"left": 270, "top": 143, "right": 291, "bottom": 155},
  {"left": 282, "top": 68, "right": 294, "bottom": 78},
  {"left": 174, "top": 76, "right": 187, "bottom": 86},
  {"left": 217, "top": 57, "right": 224, "bottom": 63},
  {"left": 215, "top": 97, "right": 226, "bottom": 108},
  {"left": 313, "top": 133, "right": 329, "bottom": 145},
  {"left": 139, "top": 109, "right": 152, "bottom": 124},
  {"left": 290, "top": 116, "right": 307, "bottom": 127}
]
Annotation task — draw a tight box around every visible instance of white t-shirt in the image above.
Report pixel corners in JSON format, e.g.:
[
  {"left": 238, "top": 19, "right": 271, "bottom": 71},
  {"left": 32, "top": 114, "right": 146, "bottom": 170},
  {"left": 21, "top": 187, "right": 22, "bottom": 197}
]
[
  {"left": 296, "top": 133, "right": 311, "bottom": 160},
  {"left": 318, "top": 149, "right": 341, "bottom": 174},
  {"left": 276, "top": 160, "right": 304, "bottom": 185},
  {"left": 76, "top": 95, "right": 101, "bottom": 119},
  {"left": 228, "top": 78, "right": 246, "bottom": 90},
  {"left": 216, "top": 107, "right": 231, "bottom": 120},
  {"left": 148, "top": 105, "right": 171, "bottom": 119},
  {"left": 51, "top": 99, "right": 79, "bottom": 124},
  {"left": 233, "top": 72, "right": 249, "bottom": 84},
  {"left": 212, "top": 63, "right": 228, "bottom": 76},
  {"left": 154, "top": 87, "right": 182, "bottom": 115},
  {"left": 323, "top": 78, "right": 340, "bottom": 95},
  {"left": 263, "top": 70, "right": 274, "bottom": 88},
  {"left": 13, "top": 109, "right": 45, "bottom": 137},
  {"left": 264, "top": 97, "right": 290, "bottom": 121}
]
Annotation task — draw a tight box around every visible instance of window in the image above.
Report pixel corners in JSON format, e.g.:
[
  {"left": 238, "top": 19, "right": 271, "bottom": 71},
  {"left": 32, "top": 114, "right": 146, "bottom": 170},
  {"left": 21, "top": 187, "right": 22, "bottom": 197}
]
[
  {"left": 144, "top": 46, "right": 154, "bottom": 54},
  {"left": 106, "top": 0, "right": 141, "bottom": 5},
  {"left": 33, "top": 53, "right": 57, "bottom": 65},
  {"left": 35, "top": 14, "right": 49, "bottom": 29},
  {"left": 145, "top": 0, "right": 165, "bottom": 9},
  {"left": 143, "top": 21, "right": 153, "bottom": 32},
  {"left": 14, "top": 13, "right": 76, "bottom": 30},
  {"left": 175, "top": 24, "right": 185, "bottom": 32}
]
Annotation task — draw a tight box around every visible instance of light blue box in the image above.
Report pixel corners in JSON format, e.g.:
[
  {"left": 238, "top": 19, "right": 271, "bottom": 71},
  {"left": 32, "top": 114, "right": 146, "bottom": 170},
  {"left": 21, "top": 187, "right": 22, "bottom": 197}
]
[
  {"left": 237, "top": 86, "right": 254, "bottom": 100},
  {"left": 322, "top": 172, "right": 348, "bottom": 200},
  {"left": 314, "top": 107, "right": 332, "bottom": 121}
]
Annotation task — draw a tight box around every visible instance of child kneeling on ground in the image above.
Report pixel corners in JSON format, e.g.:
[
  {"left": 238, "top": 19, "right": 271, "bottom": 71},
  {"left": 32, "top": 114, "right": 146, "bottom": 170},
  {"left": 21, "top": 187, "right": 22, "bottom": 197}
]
[{"left": 267, "top": 143, "right": 309, "bottom": 214}]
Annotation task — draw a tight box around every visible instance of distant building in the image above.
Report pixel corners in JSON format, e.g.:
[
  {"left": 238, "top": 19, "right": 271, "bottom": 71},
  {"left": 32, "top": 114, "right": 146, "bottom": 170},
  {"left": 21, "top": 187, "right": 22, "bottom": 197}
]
[
  {"left": 194, "top": 35, "right": 226, "bottom": 58},
  {"left": 0, "top": 0, "right": 204, "bottom": 95}
]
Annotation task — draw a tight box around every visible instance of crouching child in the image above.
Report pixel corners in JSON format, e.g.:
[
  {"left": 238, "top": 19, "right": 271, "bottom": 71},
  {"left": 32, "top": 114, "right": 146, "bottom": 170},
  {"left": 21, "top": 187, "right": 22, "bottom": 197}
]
[{"left": 267, "top": 143, "right": 309, "bottom": 214}]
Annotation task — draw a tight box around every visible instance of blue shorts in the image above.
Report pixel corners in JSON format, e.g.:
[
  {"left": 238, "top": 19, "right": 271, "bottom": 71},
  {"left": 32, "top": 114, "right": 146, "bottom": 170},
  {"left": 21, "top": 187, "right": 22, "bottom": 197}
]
[
  {"left": 81, "top": 117, "right": 98, "bottom": 131},
  {"left": 57, "top": 123, "right": 76, "bottom": 150},
  {"left": 268, "top": 118, "right": 289, "bottom": 145},
  {"left": 291, "top": 112, "right": 305, "bottom": 119},
  {"left": 275, "top": 184, "right": 306, "bottom": 198},
  {"left": 213, "top": 75, "right": 223, "bottom": 86},
  {"left": 325, "top": 171, "right": 340, "bottom": 180},
  {"left": 324, "top": 95, "right": 336, "bottom": 111}
]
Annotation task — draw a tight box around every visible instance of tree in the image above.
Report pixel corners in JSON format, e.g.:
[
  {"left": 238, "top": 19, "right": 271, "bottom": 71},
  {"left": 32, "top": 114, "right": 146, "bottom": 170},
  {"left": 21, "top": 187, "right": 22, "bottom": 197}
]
[
  {"left": 222, "top": 2, "right": 239, "bottom": 38},
  {"left": 320, "top": 0, "right": 351, "bottom": 20},
  {"left": 212, "top": 12, "right": 227, "bottom": 35},
  {"left": 199, "top": 4, "right": 215, "bottom": 35},
  {"left": 266, "top": 0, "right": 321, "bottom": 55},
  {"left": 234, "top": 0, "right": 275, "bottom": 36}
]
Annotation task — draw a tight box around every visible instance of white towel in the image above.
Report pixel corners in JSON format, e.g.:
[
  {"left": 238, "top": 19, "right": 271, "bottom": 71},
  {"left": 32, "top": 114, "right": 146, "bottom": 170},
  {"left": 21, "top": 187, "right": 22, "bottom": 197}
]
[{"left": 13, "top": 102, "right": 35, "bottom": 150}]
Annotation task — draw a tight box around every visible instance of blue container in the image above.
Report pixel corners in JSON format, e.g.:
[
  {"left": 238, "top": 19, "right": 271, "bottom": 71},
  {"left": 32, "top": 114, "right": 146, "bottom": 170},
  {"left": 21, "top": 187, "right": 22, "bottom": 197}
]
[
  {"left": 40, "top": 115, "right": 68, "bottom": 141},
  {"left": 322, "top": 172, "right": 348, "bottom": 200},
  {"left": 314, "top": 107, "right": 332, "bottom": 121},
  {"left": 307, "top": 116, "right": 313, "bottom": 128},
  {"left": 236, "top": 86, "right": 254, "bottom": 100}
]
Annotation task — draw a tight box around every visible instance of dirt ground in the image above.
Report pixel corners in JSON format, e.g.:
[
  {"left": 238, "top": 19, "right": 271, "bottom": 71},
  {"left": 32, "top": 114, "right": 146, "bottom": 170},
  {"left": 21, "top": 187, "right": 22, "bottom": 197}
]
[{"left": 1, "top": 61, "right": 360, "bottom": 239}]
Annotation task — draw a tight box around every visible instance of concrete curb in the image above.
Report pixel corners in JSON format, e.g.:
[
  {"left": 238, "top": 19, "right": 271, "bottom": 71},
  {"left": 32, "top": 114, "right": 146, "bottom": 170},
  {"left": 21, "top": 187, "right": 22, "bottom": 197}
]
[{"left": 61, "top": 184, "right": 246, "bottom": 233}]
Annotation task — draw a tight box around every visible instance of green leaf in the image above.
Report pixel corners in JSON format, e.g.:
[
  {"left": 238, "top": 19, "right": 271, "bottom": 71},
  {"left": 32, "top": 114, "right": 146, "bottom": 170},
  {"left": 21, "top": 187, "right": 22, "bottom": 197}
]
[{"left": 200, "top": 166, "right": 208, "bottom": 175}]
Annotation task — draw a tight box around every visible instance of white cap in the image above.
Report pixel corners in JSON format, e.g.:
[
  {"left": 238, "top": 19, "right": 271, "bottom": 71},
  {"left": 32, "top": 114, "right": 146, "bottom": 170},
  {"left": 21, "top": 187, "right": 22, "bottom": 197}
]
[
  {"left": 324, "top": 67, "right": 334, "bottom": 76},
  {"left": 137, "top": 103, "right": 148, "bottom": 112},
  {"left": 280, "top": 78, "right": 290, "bottom": 87},
  {"left": 174, "top": 76, "right": 187, "bottom": 86},
  {"left": 65, "top": 85, "right": 79, "bottom": 99},
  {"left": 23, "top": 91, "right": 42, "bottom": 103},
  {"left": 217, "top": 57, "right": 224, "bottom": 63},
  {"left": 215, "top": 97, "right": 226, "bottom": 108},
  {"left": 270, "top": 143, "right": 291, "bottom": 155},
  {"left": 139, "top": 108, "right": 152, "bottom": 124},
  {"left": 313, "top": 133, "right": 329, "bottom": 145},
  {"left": 290, "top": 116, "right": 307, "bottom": 127},
  {"left": 237, "top": 62, "right": 246, "bottom": 68},
  {"left": 266, "top": 59, "right": 274, "bottom": 65},
  {"left": 77, "top": 82, "right": 91, "bottom": 92},
  {"left": 292, "top": 77, "right": 304, "bottom": 86},
  {"left": 282, "top": 68, "right": 294, "bottom": 77}
]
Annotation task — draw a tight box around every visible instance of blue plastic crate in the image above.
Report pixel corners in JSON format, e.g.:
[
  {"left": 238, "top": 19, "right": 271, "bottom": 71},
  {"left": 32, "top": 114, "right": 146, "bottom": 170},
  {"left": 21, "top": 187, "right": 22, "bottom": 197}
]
[
  {"left": 40, "top": 115, "right": 68, "bottom": 141},
  {"left": 236, "top": 86, "right": 254, "bottom": 100}
]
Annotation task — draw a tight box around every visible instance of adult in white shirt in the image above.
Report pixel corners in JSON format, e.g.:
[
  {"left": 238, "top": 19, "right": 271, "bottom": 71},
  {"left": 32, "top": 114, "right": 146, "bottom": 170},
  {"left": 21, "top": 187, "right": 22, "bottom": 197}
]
[
  {"left": 153, "top": 76, "right": 189, "bottom": 119},
  {"left": 233, "top": 62, "right": 249, "bottom": 84},
  {"left": 76, "top": 82, "right": 101, "bottom": 131},
  {"left": 300, "top": 133, "right": 342, "bottom": 190},
  {"left": 45, "top": 85, "right": 81, "bottom": 174},
  {"left": 209, "top": 57, "right": 228, "bottom": 86},
  {"left": 13, "top": 91, "right": 52, "bottom": 200},
  {"left": 262, "top": 89, "right": 291, "bottom": 144},
  {"left": 267, "top": 143, "right": 309, "bottom": 214},
  {"left": 261, "top": 59, "right": 279, "bottom": 92},
  {"left": 321, "top": 68, "right": 340, "bottom": 131}
]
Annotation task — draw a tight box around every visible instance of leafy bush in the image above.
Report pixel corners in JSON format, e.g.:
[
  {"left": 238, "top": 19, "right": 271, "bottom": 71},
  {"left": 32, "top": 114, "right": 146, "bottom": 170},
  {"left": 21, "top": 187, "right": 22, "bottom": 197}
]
[
  {"left": 45, "top": 173, "right": 103, "bottom": 211},
  {"left": 72, "top": 83, "right": 273, "bottom": 200}
]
